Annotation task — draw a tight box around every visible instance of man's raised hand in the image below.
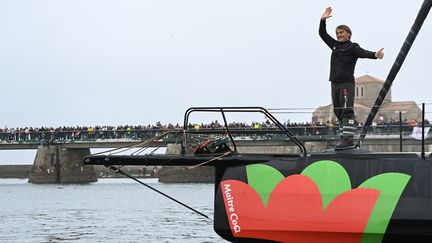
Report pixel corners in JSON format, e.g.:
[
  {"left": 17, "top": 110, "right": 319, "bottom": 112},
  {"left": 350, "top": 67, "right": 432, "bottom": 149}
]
[
  {"left": 321, "top": 7, "right": 332, "bottom": 20},
  {"left": 375, "top": 48, "right": 384, "bottom": 59}
]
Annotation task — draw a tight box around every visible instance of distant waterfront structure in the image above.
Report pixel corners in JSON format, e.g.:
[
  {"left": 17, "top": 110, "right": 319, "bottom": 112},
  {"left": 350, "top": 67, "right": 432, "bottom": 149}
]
[{"left": 312, "top": 75, "right": 422, "bottom": 124}]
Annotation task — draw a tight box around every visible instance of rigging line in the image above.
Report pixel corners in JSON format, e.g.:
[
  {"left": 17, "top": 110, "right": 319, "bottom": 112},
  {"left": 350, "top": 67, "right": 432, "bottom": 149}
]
[
  {"left": 91, "top": 131, "right": 171, "bottom": 156},
  {"left": 148, "top": 147, "right": 160, "bottom": 155},
  {"left": 110, "top": 147, "right": 140, "bottom": 156},
  {"left": 187, "top": 151, "right": 233, "bottom": 170},
  {"left": 90, "top": 138, "right": 155, "bottom": 156},
  {"left": 133, "top": 144, "right": 163, "bottom": 156},
  {"left": 126, "top": 153, "right": 182, "bottom": 167},
  {"left": 131, "top": 146, "right": 149, "bottom": 156},
  {"left": 268, "top": 107, "right": 317, "bottom": 110},
  {"left": 108, "top": 165, "right": 211, "bottom": 220},
  {"left": 270, "top": 112, "right": 317, "bottom": 114},
  {"left": 131, "top": 136, "right": 172, "bottom": 156}
]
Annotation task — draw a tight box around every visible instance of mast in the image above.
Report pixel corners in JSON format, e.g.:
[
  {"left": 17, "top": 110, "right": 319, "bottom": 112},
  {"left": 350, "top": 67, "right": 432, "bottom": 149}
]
[{"left": 357, "top": 0, "right": 432, "bottom": 147}]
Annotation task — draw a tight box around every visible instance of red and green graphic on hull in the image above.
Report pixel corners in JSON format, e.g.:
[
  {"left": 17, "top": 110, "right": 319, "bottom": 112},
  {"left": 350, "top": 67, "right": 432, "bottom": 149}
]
[{"left": 221, "top": 160, "right": 410, "bottom": 243}]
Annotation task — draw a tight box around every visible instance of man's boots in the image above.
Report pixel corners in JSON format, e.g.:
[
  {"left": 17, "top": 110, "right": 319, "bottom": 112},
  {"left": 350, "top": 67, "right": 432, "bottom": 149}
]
[{"left": 335, "top": 118, "right": 356, "bottom": 150}]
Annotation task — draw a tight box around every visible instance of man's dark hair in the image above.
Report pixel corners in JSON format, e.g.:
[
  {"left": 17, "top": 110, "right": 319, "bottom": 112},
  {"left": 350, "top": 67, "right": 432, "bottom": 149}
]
[{"left": 336, "top": 25, "right": 352, "bottom": 38}]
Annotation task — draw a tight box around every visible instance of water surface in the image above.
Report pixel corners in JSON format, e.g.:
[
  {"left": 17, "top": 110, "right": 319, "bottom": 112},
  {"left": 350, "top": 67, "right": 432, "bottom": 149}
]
[{"left": 0, "top": 179, "right": 224, "bottom": 242}]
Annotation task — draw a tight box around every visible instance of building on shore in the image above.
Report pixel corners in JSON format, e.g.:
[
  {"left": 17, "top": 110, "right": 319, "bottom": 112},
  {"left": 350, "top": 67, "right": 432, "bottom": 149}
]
[{"left": 312, "top": 75, "right": 421, "bottom": 125}]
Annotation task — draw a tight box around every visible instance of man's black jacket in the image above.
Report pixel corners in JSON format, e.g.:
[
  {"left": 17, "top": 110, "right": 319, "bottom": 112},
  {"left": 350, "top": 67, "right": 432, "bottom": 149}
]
[{"left": 319, "top": 19, "right": 377, "bottom": 83}]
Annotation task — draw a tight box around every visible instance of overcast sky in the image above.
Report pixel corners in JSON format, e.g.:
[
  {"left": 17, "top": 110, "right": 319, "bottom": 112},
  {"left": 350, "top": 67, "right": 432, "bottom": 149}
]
[{"left": 1, "top": 0, "right": 431, "bottom": 163}]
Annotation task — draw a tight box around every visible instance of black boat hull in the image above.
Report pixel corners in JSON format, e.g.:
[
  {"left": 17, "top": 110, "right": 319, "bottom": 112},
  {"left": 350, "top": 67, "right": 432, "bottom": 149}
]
[{"left": 213, "top": 153, "right": 432, "bottom": 242}]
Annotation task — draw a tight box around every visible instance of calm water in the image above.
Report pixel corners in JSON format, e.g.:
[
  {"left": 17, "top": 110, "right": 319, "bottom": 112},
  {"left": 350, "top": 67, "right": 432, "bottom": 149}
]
[{"left": 0, "top": 178, "right": 225, "bottom": 243}]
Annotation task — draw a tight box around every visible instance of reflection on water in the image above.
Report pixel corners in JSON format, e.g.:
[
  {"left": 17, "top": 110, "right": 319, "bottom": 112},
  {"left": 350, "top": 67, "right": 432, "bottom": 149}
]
[{"left": 0, "top": 179, "right": 224, "bottom": 242}]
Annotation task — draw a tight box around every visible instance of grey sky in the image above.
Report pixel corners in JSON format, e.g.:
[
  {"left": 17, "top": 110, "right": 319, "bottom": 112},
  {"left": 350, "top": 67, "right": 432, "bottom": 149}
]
[
  {"left": 0, "top": 0, "right": 431, "bottom": 163},
  {"left": 1, "top": 0, "right": 431, "bottom": 127}
]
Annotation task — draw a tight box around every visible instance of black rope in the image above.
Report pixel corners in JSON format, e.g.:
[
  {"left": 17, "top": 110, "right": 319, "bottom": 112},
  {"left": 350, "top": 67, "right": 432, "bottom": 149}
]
[
  {"left": 357, "top": 0, "right": 432, "bottom": 147},
  {"left": 108, "top": 165, "right": 210, "bottom": 220}
]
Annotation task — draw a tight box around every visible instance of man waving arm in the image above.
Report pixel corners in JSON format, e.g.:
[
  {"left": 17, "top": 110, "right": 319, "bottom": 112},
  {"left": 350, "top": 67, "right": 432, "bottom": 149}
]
[{"left": 319, "top": 7, "right": 336, "bottom": 49}]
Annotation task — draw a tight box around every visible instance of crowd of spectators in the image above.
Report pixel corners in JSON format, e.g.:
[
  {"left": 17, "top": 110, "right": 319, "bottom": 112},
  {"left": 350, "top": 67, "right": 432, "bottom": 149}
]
[
  {"left": 0, "top": 118, "right": 430, "bottom": 144},
  {"left": 0, "top": 124, "right": 180, "bottom": 143}
]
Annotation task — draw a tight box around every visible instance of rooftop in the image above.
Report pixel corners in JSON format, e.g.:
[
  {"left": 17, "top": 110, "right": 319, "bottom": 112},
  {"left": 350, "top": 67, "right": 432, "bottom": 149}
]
[{"left": 355, "top": 74, "right": 384, "bottom": 84}]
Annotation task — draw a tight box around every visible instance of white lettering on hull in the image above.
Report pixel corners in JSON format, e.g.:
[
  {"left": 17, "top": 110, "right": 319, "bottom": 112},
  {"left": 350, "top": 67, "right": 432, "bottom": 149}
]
[{"left": 224, "top": 183, "right": 241, "bottom": 233}]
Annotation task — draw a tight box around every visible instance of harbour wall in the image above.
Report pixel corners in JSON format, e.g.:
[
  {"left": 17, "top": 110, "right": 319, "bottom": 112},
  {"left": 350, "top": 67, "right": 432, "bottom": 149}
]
[
  {"left": 0, "top": 165, "right": 156, "bottom": 179},
  {"left": 0, "top": 165, "right": 32, "bottom": 178}
]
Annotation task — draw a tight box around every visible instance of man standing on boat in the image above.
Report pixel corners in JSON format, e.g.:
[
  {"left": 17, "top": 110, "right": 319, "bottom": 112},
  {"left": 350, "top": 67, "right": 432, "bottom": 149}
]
[{"left": 319, "top": 6, "right": 384, "bottom": 150}]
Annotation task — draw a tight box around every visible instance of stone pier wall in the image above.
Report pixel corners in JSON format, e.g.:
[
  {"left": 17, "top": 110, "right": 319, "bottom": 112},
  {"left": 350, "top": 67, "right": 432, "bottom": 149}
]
[{"left": 28, "top": 145, "right": 97, "bottom": 184}]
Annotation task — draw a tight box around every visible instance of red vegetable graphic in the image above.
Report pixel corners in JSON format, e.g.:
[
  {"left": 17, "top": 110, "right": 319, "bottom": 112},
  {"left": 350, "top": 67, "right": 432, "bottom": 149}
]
[{"left": 221, "top": 175, "right": 380, "bottom": 243}]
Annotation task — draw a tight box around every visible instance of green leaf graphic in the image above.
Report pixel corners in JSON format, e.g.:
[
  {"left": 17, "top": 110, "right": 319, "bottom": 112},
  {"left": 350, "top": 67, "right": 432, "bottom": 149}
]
[
  {"left": 359, "top": 173, "right": 411, "bottom": 243},
  {"left": 301, "top": 160, "right": 351, "bottom": 210},
  {"left": 246, "top": 164, "right": 284, "bottom": 207},
  {"left": 245, "top": 160, "right": 410, "bottom": 243}
]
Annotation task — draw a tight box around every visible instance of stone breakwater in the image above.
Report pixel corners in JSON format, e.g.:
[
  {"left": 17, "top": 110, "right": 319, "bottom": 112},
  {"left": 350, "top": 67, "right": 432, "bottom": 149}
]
[
  {"left": 0, "top": 165, "right": 32, "bottom": 178},
  {"left": 0, "top": 165, "right": 158, "bottom": 179}
]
